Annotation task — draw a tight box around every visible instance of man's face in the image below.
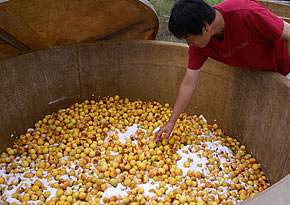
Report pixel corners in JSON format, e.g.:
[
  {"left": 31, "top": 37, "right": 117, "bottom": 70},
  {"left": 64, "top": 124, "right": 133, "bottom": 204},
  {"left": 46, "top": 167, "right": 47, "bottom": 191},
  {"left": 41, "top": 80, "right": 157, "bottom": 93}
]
[{"left": 184, "top": 24, "right": 211, "bottom": 48}]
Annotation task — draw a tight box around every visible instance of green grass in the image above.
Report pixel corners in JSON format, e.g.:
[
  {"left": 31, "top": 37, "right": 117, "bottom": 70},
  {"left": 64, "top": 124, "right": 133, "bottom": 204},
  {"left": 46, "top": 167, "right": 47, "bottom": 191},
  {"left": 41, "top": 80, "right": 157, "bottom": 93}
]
[
  {"left": 148, "top": 0, "right": 224, "bottom": 15},
  {"left": 206, "top": 0, "right": 224, "bottom": 6},
  {"left": 148, "top": 0, "right": 223, "bottom": 16},
  {"left": 148, "top": 0, "right": 175, "bottom": 16}
]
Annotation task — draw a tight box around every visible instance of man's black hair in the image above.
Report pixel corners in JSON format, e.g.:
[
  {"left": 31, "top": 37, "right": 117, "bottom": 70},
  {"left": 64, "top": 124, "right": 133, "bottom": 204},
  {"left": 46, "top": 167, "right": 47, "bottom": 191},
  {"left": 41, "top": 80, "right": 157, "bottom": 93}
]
[{"left": 168, "top": 0, "right": 216, "bottom": 39}]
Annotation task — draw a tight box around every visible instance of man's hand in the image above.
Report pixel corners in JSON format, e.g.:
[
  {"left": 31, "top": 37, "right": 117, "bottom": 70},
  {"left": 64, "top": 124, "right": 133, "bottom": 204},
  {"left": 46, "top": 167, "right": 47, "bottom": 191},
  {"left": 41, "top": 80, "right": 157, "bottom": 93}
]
[
  {"left": 154, "top": 121, "right": 175, "bottom": 142},
  {"left": 154, "top": 69, "right": 200, "bottom": 142}
]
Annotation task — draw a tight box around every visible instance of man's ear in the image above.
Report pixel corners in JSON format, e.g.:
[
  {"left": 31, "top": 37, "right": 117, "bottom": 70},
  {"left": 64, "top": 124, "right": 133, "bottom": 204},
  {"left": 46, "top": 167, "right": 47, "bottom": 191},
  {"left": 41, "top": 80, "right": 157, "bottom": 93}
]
[{"left": 203, "top": 23, "right": 210, "bottom": 33}]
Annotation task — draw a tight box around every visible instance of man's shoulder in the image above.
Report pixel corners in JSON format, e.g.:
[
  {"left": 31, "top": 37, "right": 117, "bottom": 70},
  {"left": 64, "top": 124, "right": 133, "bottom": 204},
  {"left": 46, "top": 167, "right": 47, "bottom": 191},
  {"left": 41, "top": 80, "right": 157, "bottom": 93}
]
[{"left": 214, "top": 0, "right": 263, "bottom": 14}]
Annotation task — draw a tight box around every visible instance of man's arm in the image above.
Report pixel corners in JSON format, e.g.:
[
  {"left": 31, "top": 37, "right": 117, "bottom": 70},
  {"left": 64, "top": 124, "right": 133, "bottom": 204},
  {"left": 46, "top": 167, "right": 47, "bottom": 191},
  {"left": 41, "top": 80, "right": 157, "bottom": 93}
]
[
  {"left": 155, "top": 68, "right": 200, "bottom": 142},
  {"left": 281, "top": 21, "right": 290, "bottom": 60}
]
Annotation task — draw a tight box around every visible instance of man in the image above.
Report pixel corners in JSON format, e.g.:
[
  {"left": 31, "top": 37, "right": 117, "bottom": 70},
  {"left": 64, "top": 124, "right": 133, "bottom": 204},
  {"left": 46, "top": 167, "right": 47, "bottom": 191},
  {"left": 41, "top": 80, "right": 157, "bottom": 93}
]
[{"left": 155, "top": 0, "right": 290, "bottom": 142}]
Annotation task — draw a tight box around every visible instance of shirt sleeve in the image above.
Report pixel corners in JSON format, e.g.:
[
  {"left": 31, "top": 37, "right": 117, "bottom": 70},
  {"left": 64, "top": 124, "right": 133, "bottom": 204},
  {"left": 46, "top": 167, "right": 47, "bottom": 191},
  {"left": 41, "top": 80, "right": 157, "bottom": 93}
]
[
  {"left": 188, "top": 46, "right": 208, "bottom": 70},
  {"left": 243, "top": 3, "right": 284, "bottom": 40}
]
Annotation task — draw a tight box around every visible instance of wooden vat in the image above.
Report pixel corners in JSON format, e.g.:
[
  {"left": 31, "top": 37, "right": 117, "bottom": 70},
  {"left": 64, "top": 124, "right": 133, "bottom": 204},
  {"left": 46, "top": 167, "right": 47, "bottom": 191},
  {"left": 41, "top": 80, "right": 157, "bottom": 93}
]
[{"left": 0, "top": 41, "right": 289, "bottom": 204}]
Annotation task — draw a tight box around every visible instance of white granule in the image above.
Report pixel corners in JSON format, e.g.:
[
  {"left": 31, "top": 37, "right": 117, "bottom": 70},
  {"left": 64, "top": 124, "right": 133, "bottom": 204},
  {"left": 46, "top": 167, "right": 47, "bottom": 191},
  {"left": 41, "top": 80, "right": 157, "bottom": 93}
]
[{"left": 0, "top": 115, "right": 262, "bottom": 204}]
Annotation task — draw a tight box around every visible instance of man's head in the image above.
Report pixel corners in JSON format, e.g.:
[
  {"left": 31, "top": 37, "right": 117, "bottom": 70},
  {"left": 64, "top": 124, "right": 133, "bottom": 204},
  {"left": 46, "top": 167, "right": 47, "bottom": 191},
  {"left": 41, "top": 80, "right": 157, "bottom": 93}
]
[{"left": 168, "top": 0, "right": 216, "bottom": 47}]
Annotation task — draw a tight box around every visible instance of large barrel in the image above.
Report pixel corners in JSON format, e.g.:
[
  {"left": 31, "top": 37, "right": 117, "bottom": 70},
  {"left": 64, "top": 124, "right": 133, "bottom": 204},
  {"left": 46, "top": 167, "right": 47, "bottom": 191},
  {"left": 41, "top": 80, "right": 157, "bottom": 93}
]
[
  {"left": 0, "top": 0, "right": 289, "bottom": 204},
  {"left": 0, "top": 40, "right": 289, "bottom": 204}
]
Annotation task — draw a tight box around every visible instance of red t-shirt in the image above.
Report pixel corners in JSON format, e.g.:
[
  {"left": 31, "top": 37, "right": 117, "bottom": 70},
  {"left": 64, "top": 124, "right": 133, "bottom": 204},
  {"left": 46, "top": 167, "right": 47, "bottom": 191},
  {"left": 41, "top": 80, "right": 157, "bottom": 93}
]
[{"left": 188, "top": 0, "right": 290, "bottom": 76}]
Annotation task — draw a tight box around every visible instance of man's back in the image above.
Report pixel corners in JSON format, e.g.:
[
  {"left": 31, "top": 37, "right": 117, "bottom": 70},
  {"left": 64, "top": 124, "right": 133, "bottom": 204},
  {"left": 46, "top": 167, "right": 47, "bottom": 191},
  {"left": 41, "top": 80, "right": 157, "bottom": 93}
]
[{"left": 188, "top": 0, "right": 290, "bottom": 75}]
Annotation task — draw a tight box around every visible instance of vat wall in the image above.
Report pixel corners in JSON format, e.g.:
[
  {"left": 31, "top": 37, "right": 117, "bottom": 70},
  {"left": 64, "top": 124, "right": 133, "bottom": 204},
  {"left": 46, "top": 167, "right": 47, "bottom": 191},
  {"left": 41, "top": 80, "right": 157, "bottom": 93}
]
[{"left": 0, "top": 41, "right": 289, "bottom": 185}]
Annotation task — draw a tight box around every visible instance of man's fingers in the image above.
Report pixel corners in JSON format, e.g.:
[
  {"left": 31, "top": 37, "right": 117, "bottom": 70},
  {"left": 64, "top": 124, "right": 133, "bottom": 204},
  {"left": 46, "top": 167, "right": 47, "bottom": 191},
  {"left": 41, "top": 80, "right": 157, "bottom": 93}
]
[
  {"left": 155, "top": 129, "right": 166, "bottom": 142},
  {"left": 165, "top": 133, "right": 170, "bottom": 141},
  {"left": 154, "top": 130, "right": 162, "bottom": 142},
  {"left": 154, "top": 135, "right": 159, "bottom": 143},
  {"left": 154, "top": 124, "right": 173, "bottom": 142}
]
